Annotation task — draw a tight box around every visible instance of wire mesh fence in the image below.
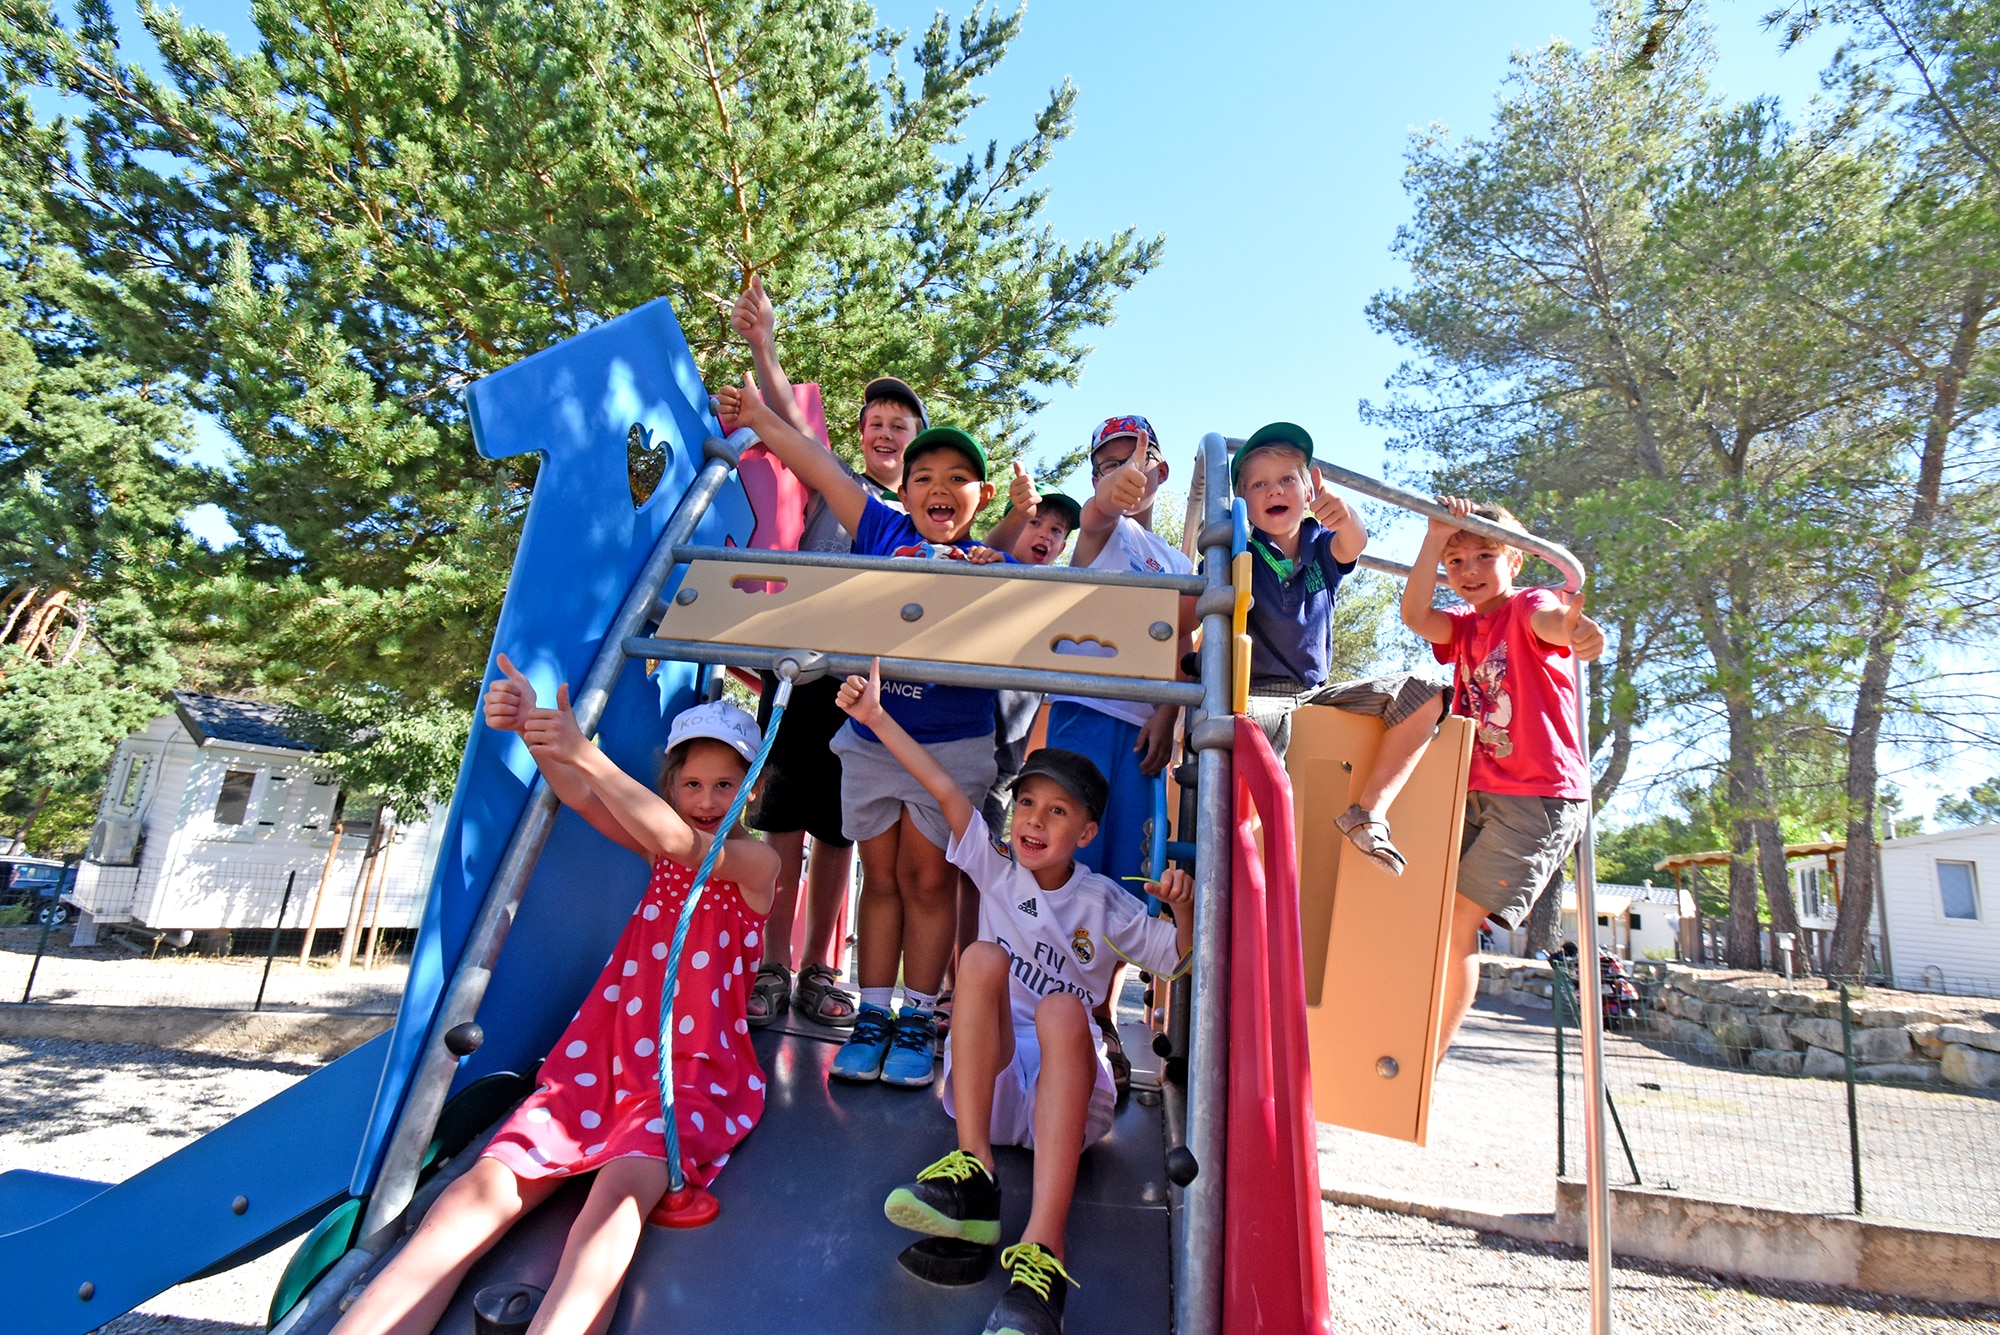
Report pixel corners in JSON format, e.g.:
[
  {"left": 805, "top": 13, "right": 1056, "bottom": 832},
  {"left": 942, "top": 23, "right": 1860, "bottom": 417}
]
[
  {"left": 0, "top": 861, "right": 415, "bottom": 1014},
  {"left": 1554, "top": 960, "right": 2000, "bottom": 1234}
]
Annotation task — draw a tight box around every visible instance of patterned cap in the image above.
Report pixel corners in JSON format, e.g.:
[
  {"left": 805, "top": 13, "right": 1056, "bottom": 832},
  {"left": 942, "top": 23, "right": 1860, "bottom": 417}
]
[
  {"left": 1088, "top": 415, "right": 1159, "bottom": 461},
  {"left": 666, "top": 700, "right": 763, "bottom": 765}
]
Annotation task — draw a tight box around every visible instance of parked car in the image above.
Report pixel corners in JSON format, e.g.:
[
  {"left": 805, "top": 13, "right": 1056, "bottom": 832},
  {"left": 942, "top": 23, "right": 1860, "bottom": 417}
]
[{"left": 0, "top": 857, "right": 78, "bottom": 927}]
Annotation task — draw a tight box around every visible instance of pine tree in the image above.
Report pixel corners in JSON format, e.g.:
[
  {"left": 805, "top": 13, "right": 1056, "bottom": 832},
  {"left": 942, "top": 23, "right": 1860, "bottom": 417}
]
[{"left": 4, "top": 0, "right": 1161, "bottom": 803}]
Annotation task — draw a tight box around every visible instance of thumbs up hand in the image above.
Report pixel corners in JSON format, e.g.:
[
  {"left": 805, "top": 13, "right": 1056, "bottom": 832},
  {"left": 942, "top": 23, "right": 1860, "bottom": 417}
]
[
  {"left": 1101, "top": 451, "right": 1151, "bottom": 515},
  {"left": 1564, "top": 591, "right": 1606, "bottom": 662},
  {"left": 520, "top": 682, "right": 590, "bottom": 764},
  {"left": 713, "top": 371, "right": 767, "bottom": 432},
  {"left": 730, "top": 272, "right": 776, "bottom": 350},
  {"left": 1009, "top": 460, "right": 1040, "bottom": 511},
  {"left": 1307, "top": 468, "right": 1353, "bottom": 531},
  {"left": 484, "top": 653, "right": 537, "bottom": 733}
]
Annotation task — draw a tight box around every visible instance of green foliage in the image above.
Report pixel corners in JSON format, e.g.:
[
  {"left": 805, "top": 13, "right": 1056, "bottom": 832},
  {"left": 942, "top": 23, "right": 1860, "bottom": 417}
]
[
  {"left": 1, "top": 0, "right": 1157, "bottom": 805},
  {"left": 1935, "top": 774, "right": 2000, "bottom": 828}
]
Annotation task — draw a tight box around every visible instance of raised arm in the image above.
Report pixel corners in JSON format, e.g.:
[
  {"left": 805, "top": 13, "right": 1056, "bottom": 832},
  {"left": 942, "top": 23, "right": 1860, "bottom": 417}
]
[
  {"left": 835, "top": 658, "right": 976, "bottom": 841},
  {"left": 515, "top": 682, "right": 771, "bottom": 893},
  {"left": 714, "top": 376, "right": 870, "bottom": 536},
  {"left": 1401, "top": 508, "right": 1459, "bottom": 646},
  {"left": 729, "top": 274, "right": 815, "bottom": 443}
]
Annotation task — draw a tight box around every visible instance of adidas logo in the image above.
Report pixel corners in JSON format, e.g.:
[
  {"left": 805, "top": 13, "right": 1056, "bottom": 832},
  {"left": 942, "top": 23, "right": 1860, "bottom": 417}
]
[{"left": 1017, "top": 898, "right": 1039, "bottom": 917}]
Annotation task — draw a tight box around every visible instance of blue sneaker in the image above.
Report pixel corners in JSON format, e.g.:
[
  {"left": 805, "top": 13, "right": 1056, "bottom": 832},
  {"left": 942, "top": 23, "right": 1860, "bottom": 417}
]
[
  {"left": 831, "top": 1003, "right": 895, "bottom": 1082},
  {"left": 880, "top": 1006, "right": 938, "bottom": 1087}
]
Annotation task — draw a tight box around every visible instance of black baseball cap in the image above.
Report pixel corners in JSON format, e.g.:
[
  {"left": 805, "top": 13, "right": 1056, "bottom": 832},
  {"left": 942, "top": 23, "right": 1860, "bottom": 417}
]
[
  {"left": 1009, "top": 747, "right": 1109, "bottom": 823},
  {"left": 861, "top": 376, "right": 927, "bottom": 429}
]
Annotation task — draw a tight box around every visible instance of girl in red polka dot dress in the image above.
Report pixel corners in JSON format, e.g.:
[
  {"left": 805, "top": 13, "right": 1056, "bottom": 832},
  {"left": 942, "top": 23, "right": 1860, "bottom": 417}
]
[{"left": 332, "top": 661, "right": 779, "bottom": 1335}]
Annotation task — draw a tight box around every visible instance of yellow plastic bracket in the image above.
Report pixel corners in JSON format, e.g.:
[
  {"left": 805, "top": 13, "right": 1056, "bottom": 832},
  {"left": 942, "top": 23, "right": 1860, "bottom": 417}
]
[{"left": 1230, "top": 550, "right": 1253, "bottom": 715}]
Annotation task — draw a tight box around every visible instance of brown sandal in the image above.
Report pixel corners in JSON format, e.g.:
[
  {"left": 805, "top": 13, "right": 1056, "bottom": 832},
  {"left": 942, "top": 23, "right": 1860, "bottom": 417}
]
[
  {"left": 748, "top": 964, "right": 791, "bottom": 1030},
  {"left": 793, "top": 962, "right": 859, "bottom": 1028},
  {"left": 1335, "top": 804, "right": 1408, "bottom": 876}
]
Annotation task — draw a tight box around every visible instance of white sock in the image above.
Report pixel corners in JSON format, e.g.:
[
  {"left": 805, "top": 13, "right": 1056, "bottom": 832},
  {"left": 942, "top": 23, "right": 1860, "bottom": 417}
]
[
  {"left": 901, "top": 987, "right": 938, "bottom": 1015},
  {"left": 860, "top": 987, "right": 894, "bottom": 1012}
]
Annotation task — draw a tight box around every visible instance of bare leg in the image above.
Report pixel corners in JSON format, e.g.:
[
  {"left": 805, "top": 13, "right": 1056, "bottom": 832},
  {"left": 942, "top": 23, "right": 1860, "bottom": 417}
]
[
  {"left": 759, "top": 829, "right": 808, "bottom": 971},
  {"left": 855, "top": 826, "right": 903, "bottom": 991},
  {"left": 1356, "top": 705, "right": 1438, "bottom": 815},
  {"left": 1435, "top": 894, "right": 1488, "bottom": 1065},
  {"left": 1090, "top": 962, "right": 1127, "bottom": 1026},
  {"left": 1019, "top": 994, "right": 1096, "bottom": 1259},
  {"left": 895, "top": 808, "right": 959, "bottom": 996},
  {"left": 331, "top": 1158, "right": 561, "bottom": 1335},
  {"left": 949, "top": 941, "right": 1018, "bottom": 1171},
  {"left": 527, "top": 1156, "right": 671, "bottom": 1335},
  {"left": 799, "top": 836, "right": 852, "bottom": 973}
]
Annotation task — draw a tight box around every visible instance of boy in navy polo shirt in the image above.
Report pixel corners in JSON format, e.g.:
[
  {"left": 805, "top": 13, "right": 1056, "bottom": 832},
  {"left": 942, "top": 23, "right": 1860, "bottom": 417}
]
[
  {"left": 1234, "top": 422, "right": 1447, "bottom": 876},
  {"left": 715, "top": 380, "right": 1009, "bottom": 1089}
]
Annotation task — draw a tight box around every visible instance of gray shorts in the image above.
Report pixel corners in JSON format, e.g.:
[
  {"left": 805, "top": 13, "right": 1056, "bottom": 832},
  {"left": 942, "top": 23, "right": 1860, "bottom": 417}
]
[
  {"left": 830, "top": 725, "right": 999, "bottom": 849},
  {"left": 1456, "top": 791, "right": 1587, "bottom": 929},
  {"left": 1243, "top": 671, "right": 1446, "bottom": 759}
]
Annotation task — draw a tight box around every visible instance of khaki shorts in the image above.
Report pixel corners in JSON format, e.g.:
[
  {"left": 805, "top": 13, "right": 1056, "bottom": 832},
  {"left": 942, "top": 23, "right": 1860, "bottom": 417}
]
[
  {"left": 830, "top": 725, "right": 998, "bottom": 848},
  {"left": 1456, "top": 791, "right": 1587, "bottom": 929},
  {"left": 1243, "top": 671, "right": 1446, "bottom": 759}
]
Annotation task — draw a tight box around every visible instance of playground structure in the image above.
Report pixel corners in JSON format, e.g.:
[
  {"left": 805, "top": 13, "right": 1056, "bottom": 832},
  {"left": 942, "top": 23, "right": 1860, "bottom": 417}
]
[{"left": 0, "top": 296, "right": 1616, "bottom": 1334}]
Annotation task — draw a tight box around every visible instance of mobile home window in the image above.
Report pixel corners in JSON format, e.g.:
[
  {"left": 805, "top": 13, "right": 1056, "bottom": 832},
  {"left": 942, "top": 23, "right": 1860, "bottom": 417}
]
[
  {"left": 214, "top": 770, "right": 257, "bottom": 825},
  {"left": 1938, "top": 861, "right": 1980, "bottom": 921},
  {"left": 117, "top": 755, "right": 151, "bottom": 809}
]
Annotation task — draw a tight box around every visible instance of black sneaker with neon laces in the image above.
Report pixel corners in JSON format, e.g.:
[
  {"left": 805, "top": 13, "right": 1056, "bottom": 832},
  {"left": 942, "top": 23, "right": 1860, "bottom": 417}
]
[
  {"left": 883, "top": 1149, "right": 1001, "bottom": 1245},
  {"left": 983, "top": 1242, "right": 1073, "bottom": 1335}
]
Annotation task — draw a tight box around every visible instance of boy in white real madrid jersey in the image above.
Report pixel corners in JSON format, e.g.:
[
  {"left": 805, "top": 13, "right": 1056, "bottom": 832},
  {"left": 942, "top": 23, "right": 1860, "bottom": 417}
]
[{"left": 835, "top": 659, "right": 1192, "bottom": 1335}]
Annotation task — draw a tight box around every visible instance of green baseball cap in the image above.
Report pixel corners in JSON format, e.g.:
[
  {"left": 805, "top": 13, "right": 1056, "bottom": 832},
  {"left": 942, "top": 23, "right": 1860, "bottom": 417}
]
[
  {"left": 904, "top": 425, "right": 989, "bottom": 481},
  {"left": 1231, "top": 421, "right": 1316, "bottom": 486},
  {"left": 1005, "top": 491, "right": 1083, "bottom": 530}
]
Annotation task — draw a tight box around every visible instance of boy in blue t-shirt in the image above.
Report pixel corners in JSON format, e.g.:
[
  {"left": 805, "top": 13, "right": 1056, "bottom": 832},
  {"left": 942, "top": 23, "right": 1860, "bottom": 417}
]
[
  {"left": 714, "top": 381, "right": 1009, "bottom": 1088},
  {"left": 1234, "top": 422, "right": 1448, "bottom": 875}
]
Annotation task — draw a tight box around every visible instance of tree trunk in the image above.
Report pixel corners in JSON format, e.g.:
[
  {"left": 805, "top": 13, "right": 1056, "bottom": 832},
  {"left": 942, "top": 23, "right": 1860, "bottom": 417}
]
[
  {"left": 1524, "top": 877, "right": 1565, "bottom": 958},
  {"left": 1726, "top": 817, "right": 1762, "bottom": 968},
  {"left": 1754, "top": 814, "right": 1803, "bottom": 970},
  {"left": 1832, "top": 286, "right": 1987, "bottom": 977},
  {"left": 11, "top": 785, "right": 52, "bottom": 850}
]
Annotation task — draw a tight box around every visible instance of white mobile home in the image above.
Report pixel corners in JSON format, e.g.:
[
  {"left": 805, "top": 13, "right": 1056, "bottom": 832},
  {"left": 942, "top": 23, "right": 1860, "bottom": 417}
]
[
  {"left": 70, "top": 693, "right": 441, "bottom": 940},
  {"left": 1876, "top": 823, "right": 2000, "bottom": 994}
]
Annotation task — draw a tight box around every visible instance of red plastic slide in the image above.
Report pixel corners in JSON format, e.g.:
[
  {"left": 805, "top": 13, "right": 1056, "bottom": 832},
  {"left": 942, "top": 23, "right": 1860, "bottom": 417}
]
[{"left": 1225, "top": 716, "right": 1330, "bottom": 1334}]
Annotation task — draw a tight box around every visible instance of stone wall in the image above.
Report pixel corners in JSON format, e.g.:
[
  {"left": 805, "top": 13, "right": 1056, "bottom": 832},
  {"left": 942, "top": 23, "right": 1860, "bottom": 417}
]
[
  {"left": 1638, "top": 965, "right": 2000, "bottom": 1089},
  {"left": 1474, "top": 956, "right": 2000, "bottom": 1088}
]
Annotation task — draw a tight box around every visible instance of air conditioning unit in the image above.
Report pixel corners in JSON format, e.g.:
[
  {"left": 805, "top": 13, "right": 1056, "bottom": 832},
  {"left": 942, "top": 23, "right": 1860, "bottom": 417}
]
[{"left": 89, "top": 818, "right": 145, "bottom": 866}]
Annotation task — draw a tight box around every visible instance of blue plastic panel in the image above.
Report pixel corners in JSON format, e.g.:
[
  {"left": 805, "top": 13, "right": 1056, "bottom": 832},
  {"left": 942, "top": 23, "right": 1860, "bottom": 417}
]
[
  {"left": 352, "top": 297, "right": 753, "bottom": 1194},
  {"left": 0, "top": 1033, "right": 390, "bottom": 1335}
]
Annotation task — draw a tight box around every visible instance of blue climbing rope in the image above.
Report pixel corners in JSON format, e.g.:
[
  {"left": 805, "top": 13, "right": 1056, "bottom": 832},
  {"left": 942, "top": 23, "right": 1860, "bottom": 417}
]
[{"left": 655, "top": 677, "right": 791, "bottom": 1191}]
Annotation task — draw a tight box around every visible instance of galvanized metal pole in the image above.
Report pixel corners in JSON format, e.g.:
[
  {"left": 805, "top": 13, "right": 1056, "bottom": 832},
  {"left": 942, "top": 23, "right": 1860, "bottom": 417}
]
[
  {"left": 355, "top": 430, "right": 750, "bottom": 1252},
  {"left": 1175, "top": 432, "right": 1236, "bottom": 1335},
  {"left": 1573, "top": 682, "right": 1614, "bottom": 1332}
]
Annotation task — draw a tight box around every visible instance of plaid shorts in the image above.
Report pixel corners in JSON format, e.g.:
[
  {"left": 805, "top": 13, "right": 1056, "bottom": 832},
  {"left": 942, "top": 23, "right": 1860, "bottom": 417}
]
[{"left": 1243, "top": 671, "right": 1447, "bottom": 759}]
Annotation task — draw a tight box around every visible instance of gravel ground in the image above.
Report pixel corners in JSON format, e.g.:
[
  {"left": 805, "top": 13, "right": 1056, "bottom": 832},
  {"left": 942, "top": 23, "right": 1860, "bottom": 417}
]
[
  {"left": 5, "top": 1002, "right": 1996, "bottom": 1333},
  {"left": 1323, "top": 1201, "right": 2000, "bottom": 1333}
]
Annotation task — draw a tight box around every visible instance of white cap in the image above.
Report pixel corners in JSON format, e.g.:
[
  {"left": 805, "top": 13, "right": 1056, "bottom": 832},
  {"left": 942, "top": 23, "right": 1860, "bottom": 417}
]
[{"left": 665, "top": 701, "right": 762, "bottom": 765}]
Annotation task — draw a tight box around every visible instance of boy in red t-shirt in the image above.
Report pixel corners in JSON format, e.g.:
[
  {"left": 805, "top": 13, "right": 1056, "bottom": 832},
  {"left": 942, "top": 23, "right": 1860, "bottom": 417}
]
[{"left": 1401, "top": 497, "right": 1605, "bottom": 1062}]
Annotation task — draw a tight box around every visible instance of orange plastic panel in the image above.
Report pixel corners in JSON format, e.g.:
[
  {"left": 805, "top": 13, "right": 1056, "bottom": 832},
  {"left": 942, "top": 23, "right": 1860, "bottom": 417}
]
[{"left": 1288, "top": 707, "right": 1473, "bottom": 1145}]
